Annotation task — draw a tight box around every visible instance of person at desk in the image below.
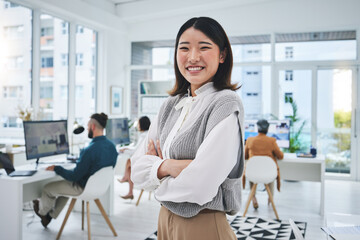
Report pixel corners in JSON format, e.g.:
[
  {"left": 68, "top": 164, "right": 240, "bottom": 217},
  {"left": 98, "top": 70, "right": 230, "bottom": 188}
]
[
  {"left": 244, "top": 119, "right": 284, "bottom": 209},
  {"left": 32, "top": 112, "right": 118, "bottom": 228},
  {"left": 118, "top": 116, "right": 150, "bottom": 200}
]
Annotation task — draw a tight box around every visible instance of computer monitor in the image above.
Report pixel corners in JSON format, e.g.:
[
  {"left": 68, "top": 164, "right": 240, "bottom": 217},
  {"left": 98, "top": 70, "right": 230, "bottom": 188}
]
[
  {"left": 106, "top": 118, "right": 130, "bottom": 145},
  {"left": 244, "top": 119, "right": 291, "bottom": 148},
  {"left": 23, "top": 120, "right": 70, "bottom": 163}
]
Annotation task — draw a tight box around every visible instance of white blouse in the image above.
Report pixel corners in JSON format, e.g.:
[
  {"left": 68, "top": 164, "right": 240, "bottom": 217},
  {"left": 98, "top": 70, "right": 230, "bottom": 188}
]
[{"left": 131, "top": 83, "right": 241, "bottom": 206}]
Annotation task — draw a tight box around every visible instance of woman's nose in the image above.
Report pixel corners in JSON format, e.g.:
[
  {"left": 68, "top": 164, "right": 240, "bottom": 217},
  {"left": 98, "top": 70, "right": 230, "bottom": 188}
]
[{"left": 189, "top": 49, "right": 200, "bottom": 63}]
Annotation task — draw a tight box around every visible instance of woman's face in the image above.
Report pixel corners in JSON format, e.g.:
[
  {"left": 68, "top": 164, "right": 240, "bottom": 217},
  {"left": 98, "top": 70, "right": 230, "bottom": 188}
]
[{"left": 176, "top": 27, "right": 225, "bottom": 95}]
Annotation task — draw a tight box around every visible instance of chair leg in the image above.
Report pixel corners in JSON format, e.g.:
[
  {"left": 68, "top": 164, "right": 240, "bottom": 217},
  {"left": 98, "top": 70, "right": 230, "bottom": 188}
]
[
  {"left": 56, "top": 198, "right": 77, "bottom": 240},
  {"left": 136, "top": 189, "right": 144, "bottom": 206},
  {"left": 149, "top": 191, "right": 151, "bottom": 200},
  {"left": 243, "top": 183, "right": 257, "bottom": 217},
  {"left": 86, "top": 201, "right": 91, "bottom": 240},
  {"left": 265, "top": 184, "right": 279, "bottom": 220},
  {"left": 94, "top": 199, "right": 117, "bottom": 236},
  {"left": 82, "top": 200, "right": 84, "bottom": 230}
]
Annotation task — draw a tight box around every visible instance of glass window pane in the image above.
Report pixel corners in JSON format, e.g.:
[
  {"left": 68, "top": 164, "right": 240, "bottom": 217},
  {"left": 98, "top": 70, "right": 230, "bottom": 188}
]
[
  {"left": 234, "top": 66, "right": 271, "bottom": 119},
  {"left": 232, "top": 44, "right": 271, "bottom": 62},
  {"left": 279, "top": 70, "right": 312, "bottom": 152},
  {"left": 75, "top": 25, "right": 97, "bottom": 128},
  {"left": 317, "top": 69, "right": 352, "bottom": 174},
  {"left": 276, "top": 40, "right": 356, "bottom": 61},
  {"left": 0, "top": 1, "right": 32, "bottom": 134},
  {"left": 39, "top": 14, "right": 69, "bottom": 120}
]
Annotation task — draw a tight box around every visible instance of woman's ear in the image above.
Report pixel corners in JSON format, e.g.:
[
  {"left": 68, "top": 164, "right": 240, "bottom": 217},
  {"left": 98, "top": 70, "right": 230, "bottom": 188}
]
[{"left": 220, "top": 48, "right": 227, "bottom": 63}]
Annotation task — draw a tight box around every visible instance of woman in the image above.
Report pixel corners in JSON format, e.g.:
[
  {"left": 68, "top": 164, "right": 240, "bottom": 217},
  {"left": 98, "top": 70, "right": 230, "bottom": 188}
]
[
  {"left": 118, "top": 116, "right": 150, "bottom": 199},
  {"left": 131, "top": 17, "right": 244, "bottom": 240}
]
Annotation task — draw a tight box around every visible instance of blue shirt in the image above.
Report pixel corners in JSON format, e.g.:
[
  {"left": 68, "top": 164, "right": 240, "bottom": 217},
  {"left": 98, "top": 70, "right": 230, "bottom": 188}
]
[{"left": 54, "top": 135, "right": 118, "bottom": 188}]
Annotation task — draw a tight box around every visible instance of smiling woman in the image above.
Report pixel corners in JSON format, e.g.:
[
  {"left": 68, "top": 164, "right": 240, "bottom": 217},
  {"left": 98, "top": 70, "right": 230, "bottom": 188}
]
[{"left": 131, "top": 17, "right": 244, "bottom": 240}]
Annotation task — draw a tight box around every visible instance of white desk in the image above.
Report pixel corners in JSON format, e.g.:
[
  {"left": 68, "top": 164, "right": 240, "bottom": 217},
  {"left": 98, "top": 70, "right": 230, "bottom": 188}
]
[
  {"left": 0, "top": 163, "right": 114, "bottom": 240},
  {"left": 278, "top": 153, "right": 325, "bottom": 215},
  {"left": 323, "top": 212, "right": 360, "bottom": 239}
]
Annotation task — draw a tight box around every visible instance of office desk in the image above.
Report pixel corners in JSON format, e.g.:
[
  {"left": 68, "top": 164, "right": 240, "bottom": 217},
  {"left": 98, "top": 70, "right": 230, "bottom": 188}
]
[
  {"left": 0, "top": 163, "right": 114, "bottom": 240},
  {"left": 279, "top": 153, "right": 325, "bottom": 215}
]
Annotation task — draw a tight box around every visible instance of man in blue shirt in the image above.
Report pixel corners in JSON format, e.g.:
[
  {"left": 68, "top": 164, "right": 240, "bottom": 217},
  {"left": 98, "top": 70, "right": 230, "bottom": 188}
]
[{"left": 33, "top": 112, "right": 118, "bottom": 228}]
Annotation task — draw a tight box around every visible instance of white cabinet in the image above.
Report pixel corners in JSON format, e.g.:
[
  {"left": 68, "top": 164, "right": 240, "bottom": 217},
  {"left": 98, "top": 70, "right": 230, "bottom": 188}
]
[{"left": 138, "top": 80, "right": 173, "bottom": 119}]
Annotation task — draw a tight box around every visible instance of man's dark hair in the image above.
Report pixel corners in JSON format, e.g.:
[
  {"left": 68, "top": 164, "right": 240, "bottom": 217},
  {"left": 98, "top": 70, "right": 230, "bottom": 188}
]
[
  {"left": 138, "top": 116, "right": 151, "bottom": 131},
  {"left": 257, "top": 119, "right": 269, "bottom": 134},
  {"left": 90, "top": 112, "right": 108, "bottom": 129}
]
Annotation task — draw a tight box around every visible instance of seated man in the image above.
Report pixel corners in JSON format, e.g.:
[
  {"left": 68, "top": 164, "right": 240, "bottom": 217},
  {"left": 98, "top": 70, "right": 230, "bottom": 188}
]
[
  {"left": 33, "top": 112, "right": 118, "bottom": 228},
  {"left": 244, "top": 119, "right": 284, "bottom": 209}
]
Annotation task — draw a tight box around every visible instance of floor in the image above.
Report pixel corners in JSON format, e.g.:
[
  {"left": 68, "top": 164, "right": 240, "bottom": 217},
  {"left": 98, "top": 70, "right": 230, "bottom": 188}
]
[{"left": 22, "top": 177, "right": 360, "bottom": 240}]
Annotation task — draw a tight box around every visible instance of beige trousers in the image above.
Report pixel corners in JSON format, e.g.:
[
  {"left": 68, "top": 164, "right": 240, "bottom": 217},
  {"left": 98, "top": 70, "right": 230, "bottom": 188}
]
[
  {"left": 249, "top": 181, "right": 275, "bottom": 197},
  {"left": 157, "top": 206, "right": 236, "bottom": 240},
  {"left": 39, "top": 180, "right": 83, "bottom": 219}
]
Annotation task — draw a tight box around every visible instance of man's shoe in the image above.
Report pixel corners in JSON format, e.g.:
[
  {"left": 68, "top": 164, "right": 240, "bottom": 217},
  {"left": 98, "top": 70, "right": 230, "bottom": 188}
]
[
  {"left": 33, "top": 200, "right": 41, "bottom": 218},
  {"left": 40, "top": 214, "right": 52, "bottom": 228},
  {"left": 33, "top": 199, "right": 52, "bottom": 228}
]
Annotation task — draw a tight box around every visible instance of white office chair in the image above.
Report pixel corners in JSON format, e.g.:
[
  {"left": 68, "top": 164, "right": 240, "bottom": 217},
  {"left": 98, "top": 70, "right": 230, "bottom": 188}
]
[
  {"left": 243, "top": 156, "right": 279, "bottom": 219},
  {"left": 56, "top": 166, "right": 117, "bottom": 240},
  {"left": 289, "top": 218, "right": 305, "bottom": 240},
  {"left": 136, "top": 189, "right": 152, "bottom": 206}
]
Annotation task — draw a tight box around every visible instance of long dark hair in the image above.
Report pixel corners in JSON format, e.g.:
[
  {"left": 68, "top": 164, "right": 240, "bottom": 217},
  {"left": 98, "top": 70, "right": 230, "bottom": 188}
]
[{"left": 169, "top": 17, "right": 239, "bottom": 96}]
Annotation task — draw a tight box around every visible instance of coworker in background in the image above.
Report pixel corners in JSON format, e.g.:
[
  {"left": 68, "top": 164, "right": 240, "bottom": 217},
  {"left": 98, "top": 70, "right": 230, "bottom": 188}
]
[
  {"left": 244, "top": 119, "right": 284, "bottom": 209},
  {"left": 118, "top": 116, "right": 150, "bottom": 200},
  {"left": 32, "top": 113, "right": 118, "bottom": 228},
  {"left": 131, "top": 17, "right": 244, "bottom": 240}
]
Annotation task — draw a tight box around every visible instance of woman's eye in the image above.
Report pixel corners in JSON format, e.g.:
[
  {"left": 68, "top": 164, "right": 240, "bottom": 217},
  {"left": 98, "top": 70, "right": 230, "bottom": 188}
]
[
  {"left": 200, "top": 47, "right": 210, "bottom": 50},
  {"left": 179, "top": 47, "right": 188, "bottom": 50}
]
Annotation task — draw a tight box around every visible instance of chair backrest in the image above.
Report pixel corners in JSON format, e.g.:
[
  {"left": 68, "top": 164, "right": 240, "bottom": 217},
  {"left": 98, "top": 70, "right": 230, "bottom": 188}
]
[
  {"left": 78, "top": 166, "right": 114, "bottom": 201},
  {"left": 289, "top": 218, "right": 305, "bottom": 240},
  {"left": 245, "top": 156, "right": 277, "bottom": 184}
]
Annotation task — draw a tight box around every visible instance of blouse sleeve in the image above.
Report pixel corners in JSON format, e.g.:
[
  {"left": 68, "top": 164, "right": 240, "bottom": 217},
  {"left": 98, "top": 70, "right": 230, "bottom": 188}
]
[
  {"left": 130, "top": 115, "right": 165, "bottom": 191},
  {"left": 155, "top": 113, "right": 240, "bottom": 205}
]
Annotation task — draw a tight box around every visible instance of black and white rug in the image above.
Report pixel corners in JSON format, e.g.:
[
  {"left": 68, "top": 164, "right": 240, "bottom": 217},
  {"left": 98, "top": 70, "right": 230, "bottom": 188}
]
[{"left": 146, "top": 215, "right": 306, "bottom": 240}]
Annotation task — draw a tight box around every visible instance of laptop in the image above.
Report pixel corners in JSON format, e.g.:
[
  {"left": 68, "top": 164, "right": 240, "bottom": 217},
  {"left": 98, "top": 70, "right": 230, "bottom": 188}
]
[{"left": 0, "top": 153, "right": 37, "bottom": 177}]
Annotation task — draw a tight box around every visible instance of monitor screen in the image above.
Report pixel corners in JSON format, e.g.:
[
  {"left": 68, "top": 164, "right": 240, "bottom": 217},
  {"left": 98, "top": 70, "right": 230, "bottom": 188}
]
[
  {"left": 23, "top": 120, "right": 70, "bottom": 160},
  {"left": 106, "top": 118, "right": 130, "bottom": 145},
  {"left": 244, "top": 119, "right": 291, "bottom": 148}
]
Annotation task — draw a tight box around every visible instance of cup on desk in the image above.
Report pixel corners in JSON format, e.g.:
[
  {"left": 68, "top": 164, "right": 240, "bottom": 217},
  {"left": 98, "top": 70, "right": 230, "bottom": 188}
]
[
  {"left": 310, "top": 147, "right": 317, "bottom": 156},
  {"left": 5, "top": 144, "right": 12, "bottom": 153}
]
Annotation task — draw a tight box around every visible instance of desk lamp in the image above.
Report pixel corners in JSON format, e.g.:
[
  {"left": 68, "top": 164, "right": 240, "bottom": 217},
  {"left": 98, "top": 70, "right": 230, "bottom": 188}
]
[{"left": 67, "top": 121, "right": 84, "bottom": 161}]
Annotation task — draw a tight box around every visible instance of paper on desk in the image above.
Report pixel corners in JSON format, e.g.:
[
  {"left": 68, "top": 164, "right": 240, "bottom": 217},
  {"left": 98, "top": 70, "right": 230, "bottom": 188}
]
[
  {"left": 321, "top": 226, "right": 360, "bottom": 235},
  {"left": 329, "top": 234, "right": 360, "bottom": 240}
]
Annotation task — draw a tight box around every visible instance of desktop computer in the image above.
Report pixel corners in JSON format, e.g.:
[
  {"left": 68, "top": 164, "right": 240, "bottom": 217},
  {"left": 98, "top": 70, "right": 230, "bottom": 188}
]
[
  {"left": 244, "top": 119, "right": 291, "bottom": 148},
  {"left": 23, "top": 120, "right": 70, "bottom": 165},
  {"left": 105, "top": 118, "right": 131, "bottom": 146}
]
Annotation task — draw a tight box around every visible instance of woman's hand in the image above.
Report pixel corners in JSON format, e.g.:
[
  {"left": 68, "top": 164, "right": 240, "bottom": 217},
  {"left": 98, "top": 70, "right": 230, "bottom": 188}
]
[
  {"left": 147, "top": 139, "right": 163, "bottom": 159},
  {"left": 46, "top": 165, "right": 55, "bottom": 171}
]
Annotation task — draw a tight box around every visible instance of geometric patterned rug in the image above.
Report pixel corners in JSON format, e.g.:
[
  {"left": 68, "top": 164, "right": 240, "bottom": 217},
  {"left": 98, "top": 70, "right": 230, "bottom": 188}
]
[{"left": 145, "top": 215, "right": 306, "bottom": 240}]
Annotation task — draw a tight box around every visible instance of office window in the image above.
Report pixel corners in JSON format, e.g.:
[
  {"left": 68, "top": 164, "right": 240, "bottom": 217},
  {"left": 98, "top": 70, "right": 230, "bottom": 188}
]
[
  {"left": 279, "top": 70, "right": 312, "bottom": 151},
  {"left": 231, "top": 35, "right": 271, "bottom": 62},
  {"left": 285, "top": 70, "right": 293, "bottom": 81},
  {"left": 276, "top": 31, "right": 356, "bottom": 61},
  {"left": 75, "top": 26, "right": 97, "bottom": 128},
  {"left": 76, "top": 53, "right": 83, "bottom": 66},
  {"left": 233, "top": 66, "right": 271, "bottom": 119},
  {"left": 0, "top": 2, "right": 32, "bottom": 131},
  {"left": 39, "top": 14, "right": 69, "bottom": 120},
  {"left": 4, "top": 25, "right": 24, "bottom": 39}
]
